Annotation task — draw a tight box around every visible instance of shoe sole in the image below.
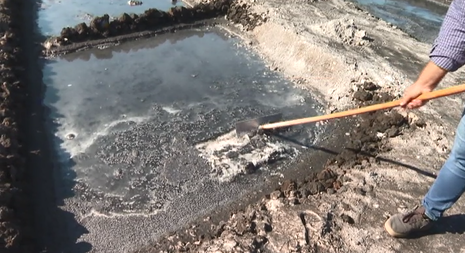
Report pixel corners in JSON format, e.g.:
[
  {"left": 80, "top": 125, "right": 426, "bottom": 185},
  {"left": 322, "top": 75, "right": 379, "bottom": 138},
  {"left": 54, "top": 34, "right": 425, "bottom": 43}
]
[
  {"left": 384, "top": 218, "right": 406, "bottom": 238},
  {"left": 384, "top": 217, "right": 432, "bottom": 238}
]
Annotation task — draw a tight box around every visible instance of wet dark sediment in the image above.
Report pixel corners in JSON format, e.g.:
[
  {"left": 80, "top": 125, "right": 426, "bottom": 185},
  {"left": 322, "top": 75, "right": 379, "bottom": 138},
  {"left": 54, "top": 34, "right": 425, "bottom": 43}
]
[{"left": 133, "top": 77, "right": 419, "bottom": 252}]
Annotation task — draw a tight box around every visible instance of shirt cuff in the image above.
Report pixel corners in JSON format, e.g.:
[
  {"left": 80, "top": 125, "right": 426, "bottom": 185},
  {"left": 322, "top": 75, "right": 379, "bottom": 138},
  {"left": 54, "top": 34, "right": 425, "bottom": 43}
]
[
  {"left": 430, "top": 55, "right": 459, "bottom": 72},
  {"left": 430, "top": 43, "right": 463, "bottom": 72}
]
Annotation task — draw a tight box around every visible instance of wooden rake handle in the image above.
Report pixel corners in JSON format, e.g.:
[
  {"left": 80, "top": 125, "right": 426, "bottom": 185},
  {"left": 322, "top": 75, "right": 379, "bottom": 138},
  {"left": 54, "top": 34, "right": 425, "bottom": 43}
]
[{"left": 260, "top": 83, "right": 465, "bottom": 130}]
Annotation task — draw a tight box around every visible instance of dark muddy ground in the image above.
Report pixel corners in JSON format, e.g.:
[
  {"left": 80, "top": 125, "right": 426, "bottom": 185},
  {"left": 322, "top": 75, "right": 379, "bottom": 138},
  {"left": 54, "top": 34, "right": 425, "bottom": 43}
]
[
  {"left": 0, "top": 0, "right": 36, "bottom": 252},
  {"left": 135, "top": 77, "right": 413, "bottom": 253}
]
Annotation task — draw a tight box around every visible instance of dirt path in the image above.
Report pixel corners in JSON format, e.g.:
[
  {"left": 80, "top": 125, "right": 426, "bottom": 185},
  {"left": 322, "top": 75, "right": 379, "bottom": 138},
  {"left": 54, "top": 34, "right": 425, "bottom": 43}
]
[{"left": 134, "top": 0, "right": 465, "bottom": 252}]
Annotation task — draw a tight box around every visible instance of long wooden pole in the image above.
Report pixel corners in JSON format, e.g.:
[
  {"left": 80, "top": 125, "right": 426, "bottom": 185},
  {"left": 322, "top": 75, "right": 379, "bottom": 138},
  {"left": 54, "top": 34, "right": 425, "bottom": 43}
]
[{"left": 260, "top": 84, "right": 465, "bottom": 130}]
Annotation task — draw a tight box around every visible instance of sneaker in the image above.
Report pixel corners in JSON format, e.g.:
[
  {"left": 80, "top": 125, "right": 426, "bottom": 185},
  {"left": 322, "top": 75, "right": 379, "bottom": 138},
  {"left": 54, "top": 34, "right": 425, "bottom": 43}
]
[{"left": 384, "top": 205, "right": 434, "bottom": 238}]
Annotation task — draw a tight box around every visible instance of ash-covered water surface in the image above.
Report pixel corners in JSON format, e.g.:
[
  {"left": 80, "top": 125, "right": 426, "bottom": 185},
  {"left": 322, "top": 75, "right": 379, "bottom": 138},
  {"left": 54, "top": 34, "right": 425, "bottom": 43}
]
[
  {"left": 38, "top": 0, "right": 184, "bottom": 35},
  {"left": 42, "top": 27, "right": 325, "bottom": 252}
]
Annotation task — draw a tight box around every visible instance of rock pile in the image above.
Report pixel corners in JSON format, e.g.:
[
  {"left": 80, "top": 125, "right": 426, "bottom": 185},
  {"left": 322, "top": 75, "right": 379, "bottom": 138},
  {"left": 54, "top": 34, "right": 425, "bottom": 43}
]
[
  {"left": 315, "top": 18, "right": 373, "bottom": 46},
  {"left": 46, "top": 0, "right": 268, "bottom": 49},
  {"left": 280, "top": 78, "right": 409, "bottom": 198},
  {"left": 55, "top": 0, "right": 235, "bottom": 45},
  {"left": 226, "top": 1, "right": 267, "bottom": 31},
  {"left": 128, "top": 0, "right": 143, "bottom": 6},
  {"left": 333, "top": 78, "right": 408, "bottom": 165}
]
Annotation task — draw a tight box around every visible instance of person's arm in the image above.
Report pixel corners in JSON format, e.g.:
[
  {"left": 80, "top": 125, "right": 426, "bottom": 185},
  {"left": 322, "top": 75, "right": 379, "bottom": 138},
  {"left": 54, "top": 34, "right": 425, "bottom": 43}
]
[
  {"left": 400, "top": 61, "right": 447, "bottom": 108},
  {"left": 401, "top": 0, "right": 465, "bottom": 109}
]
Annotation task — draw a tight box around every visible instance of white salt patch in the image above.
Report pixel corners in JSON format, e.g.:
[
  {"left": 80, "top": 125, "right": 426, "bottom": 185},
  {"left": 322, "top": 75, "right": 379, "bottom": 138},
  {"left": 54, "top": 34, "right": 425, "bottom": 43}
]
[
  {"left": 256, "top": 92, "right": 305, "bottom": 108},
  {"left": 195, "top": 130, "right": 298, "bottom": 182},
  {"left": 80, "top": 208, "right": 162, "bottom": 219},
  {"left": 56, "top": 116, "right": 149, "bottom": 159},
  {"left": 162, "top": 106, "right": 182, "bottom": 114}
]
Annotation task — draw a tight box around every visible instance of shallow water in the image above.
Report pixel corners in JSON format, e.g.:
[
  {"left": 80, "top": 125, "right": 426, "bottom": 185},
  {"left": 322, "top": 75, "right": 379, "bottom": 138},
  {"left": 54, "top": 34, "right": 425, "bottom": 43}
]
[
  {"left": 351, "top": 0, "right": 448, "bottom": 43},
  {"left": 42, "top": 27, "right": 323, "bottom": 214},
  {"left": 38, "top": 0, "right": 184, "bottom": 36}
]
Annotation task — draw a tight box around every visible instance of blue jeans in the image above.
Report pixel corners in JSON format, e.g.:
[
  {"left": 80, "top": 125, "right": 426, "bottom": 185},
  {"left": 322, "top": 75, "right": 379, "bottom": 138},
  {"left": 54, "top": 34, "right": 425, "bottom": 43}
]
[{"left": 423, "top": 111, "right": 465, "bottom": 221}]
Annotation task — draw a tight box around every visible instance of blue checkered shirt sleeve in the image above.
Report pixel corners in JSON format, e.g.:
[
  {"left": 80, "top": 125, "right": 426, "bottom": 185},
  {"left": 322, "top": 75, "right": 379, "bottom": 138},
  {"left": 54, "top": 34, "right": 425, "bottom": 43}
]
[{"left": 430, "top": 0, "right": 465, "bottom": 72}]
